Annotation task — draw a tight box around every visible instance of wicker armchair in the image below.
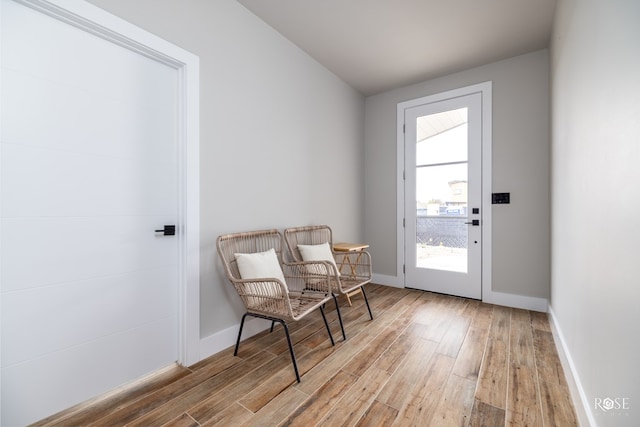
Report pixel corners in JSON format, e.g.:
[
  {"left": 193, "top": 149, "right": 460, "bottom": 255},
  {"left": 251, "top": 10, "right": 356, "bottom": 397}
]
[
  {"left": 216, "top": 229, "right": 336, "bottom": 382},
  {"left": 284, "top": 225, "right": 373, "bottom": 340}
]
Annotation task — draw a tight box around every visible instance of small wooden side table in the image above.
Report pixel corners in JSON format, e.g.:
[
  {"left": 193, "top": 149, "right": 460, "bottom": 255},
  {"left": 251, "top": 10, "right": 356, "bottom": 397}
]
[{"left": 333, "top": 242, "right": 369, "bottom": 306}]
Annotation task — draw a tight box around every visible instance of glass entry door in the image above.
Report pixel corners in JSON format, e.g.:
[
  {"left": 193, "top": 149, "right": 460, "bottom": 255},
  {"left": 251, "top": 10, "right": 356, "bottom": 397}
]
[{"left": 404, "top": 92, "right": 482, "bottom": 299}]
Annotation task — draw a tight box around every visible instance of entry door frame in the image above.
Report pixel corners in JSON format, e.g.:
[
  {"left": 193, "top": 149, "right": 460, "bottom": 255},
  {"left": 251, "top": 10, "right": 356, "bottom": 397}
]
[
  {"left": 397, "top": 81, "right": 492, "bottom": 300},
  {"left": 11, "top": 0, "right": 201, "bottom": 366}
]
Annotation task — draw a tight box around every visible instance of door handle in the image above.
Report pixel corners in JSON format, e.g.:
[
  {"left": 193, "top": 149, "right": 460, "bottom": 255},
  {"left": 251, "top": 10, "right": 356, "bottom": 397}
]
[
  {"left": 155, "top": 225, "right": 176, "bottom": 235},
  {"left": 464, "top": 220, "right": 480, "bottom": 226}
]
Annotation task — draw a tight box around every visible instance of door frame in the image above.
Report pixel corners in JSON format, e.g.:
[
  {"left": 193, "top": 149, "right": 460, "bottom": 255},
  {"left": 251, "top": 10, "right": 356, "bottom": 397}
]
[
  {"left": 10, "top": 0, "right": 201, "bottom": 366},
  {"left": 397, "top": 81, "right": 492, "bottom": 300}
]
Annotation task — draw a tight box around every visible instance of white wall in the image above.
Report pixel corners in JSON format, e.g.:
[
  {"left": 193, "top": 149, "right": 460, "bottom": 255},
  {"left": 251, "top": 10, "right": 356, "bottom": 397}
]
[
  {"left": 365, "top": 49, "right": 550, "bottom": 301},
  {"left": 550, "top": 0, "right": 640, "bottom": 425},
  {"left": 87, "top": 0, "right": 365, "bottom": 345}
]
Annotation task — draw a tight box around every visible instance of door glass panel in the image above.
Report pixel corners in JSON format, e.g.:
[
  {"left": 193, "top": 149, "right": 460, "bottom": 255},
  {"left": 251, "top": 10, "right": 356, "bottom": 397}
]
[
  {"left": 416, "top": 218, "right": 468, "bottom": 273},
  {"left": 416, "top": 163, "right": 468, "bottom": 217},
  {"left": 415, "top": 108, "right": 468, "bottom": 273},
  {"left": 416, "top": 107, "right": 467, "bottom": 164}
]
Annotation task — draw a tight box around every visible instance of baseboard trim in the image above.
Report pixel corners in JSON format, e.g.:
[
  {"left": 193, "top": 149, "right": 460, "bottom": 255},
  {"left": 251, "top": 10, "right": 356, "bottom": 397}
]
[
  {"left": 371, "top": 274, "right": 548, "bottom": 312},
  {"left": 371, "top": 273, "right": 404, "bottom": 288},
  {"left": 197, "top": 316, "right": 271, "bottom": 363},
  {"left": 482, "top": 290, "right": 548, "bottom": 312},
  {"left": 548, "top": 305, "right": 595, "bottom": 427}
]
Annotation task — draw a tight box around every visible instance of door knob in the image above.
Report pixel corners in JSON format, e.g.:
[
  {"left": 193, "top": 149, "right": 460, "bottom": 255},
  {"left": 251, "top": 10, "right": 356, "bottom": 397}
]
[
  {"left": 155, "top": 225, "right": 176, "bottom": 235},
  {"left": 464, "top": 220, "right": 480, "bottom": 226}
]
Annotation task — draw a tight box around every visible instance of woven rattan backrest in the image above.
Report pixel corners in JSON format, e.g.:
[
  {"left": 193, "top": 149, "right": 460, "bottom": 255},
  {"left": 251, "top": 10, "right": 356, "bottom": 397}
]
[
  {"left": 216, "top": 229, "right": 284, "bottom": 281},
  {"left": 284, "top": 225, "right": 333, "bottom": 262}
]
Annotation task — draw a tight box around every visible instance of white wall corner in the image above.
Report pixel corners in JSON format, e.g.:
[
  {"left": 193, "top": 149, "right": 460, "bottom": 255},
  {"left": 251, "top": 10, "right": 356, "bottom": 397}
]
[
  {"left": 548, "top": 305, "right": 596, "bottom": 427},
  {"left": 198, "top": 317, "right": 271, "bottom": 363}
]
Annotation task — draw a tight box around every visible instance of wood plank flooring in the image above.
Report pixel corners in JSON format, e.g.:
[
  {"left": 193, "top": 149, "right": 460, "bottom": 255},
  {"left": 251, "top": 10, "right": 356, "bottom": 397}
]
[{"left": 32, "top": 284, "right": 578, "bottom": 426}]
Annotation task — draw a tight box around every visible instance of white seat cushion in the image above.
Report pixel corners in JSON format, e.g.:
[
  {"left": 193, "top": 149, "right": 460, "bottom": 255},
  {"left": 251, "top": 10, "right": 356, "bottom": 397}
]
[
  {"left": 235, "top": 248, "right": 287, "bottom": 285},
  {"left": 298, "top": 242, "right": 340, "bottom": 276}
]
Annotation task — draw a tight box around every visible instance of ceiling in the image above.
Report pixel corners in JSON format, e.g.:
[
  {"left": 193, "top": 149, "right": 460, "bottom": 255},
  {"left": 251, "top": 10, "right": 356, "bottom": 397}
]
[{"left": 236, "top": 0, "right": 557, "bottom": 96}]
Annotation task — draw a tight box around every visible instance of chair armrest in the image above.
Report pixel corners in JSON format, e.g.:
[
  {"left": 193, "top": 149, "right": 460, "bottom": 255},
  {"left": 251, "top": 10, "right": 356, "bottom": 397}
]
[
  {"left": 282, "top": 261, "right": 339, "bottom": 294},
  {"left": 230, "top": 277, "right": 291, "bottom": 317}
]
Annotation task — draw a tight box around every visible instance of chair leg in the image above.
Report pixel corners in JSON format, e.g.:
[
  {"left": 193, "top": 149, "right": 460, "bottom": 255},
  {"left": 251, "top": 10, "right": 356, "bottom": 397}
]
[
  {"left": 319, "top": 305, "right": 335, "bottom": 346},
  {"left": 361, "top": 286, "right": 374, "bottom": 320},
  {"left": 280, "top": 321, "right": 301, "bottom": 383},
  {"left": 270, "top": 320, "right": 276, "bottom": 332},
  {"left": 333, "top": 294, "right": 347, "bottom": 341},
  {"left": 240, "top": 314, "right": 301, "bottom": 382},
  {"left": 234, "top": 313, "right": 249, "bottom": 356}
]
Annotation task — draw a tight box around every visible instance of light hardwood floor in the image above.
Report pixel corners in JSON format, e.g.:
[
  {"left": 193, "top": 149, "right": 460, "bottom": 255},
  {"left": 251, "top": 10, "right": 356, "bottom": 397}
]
[{"left": 33, "top": 284, "right": 578, "bottom": 426}]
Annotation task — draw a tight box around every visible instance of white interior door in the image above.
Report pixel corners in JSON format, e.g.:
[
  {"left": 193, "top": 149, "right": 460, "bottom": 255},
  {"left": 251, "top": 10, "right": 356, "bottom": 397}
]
[
  {"left": 1, "top": 1, "right": 184, "bottom": 424},
  {"left": 404, "top": 92, "right": 482, "bottom": 299}
]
